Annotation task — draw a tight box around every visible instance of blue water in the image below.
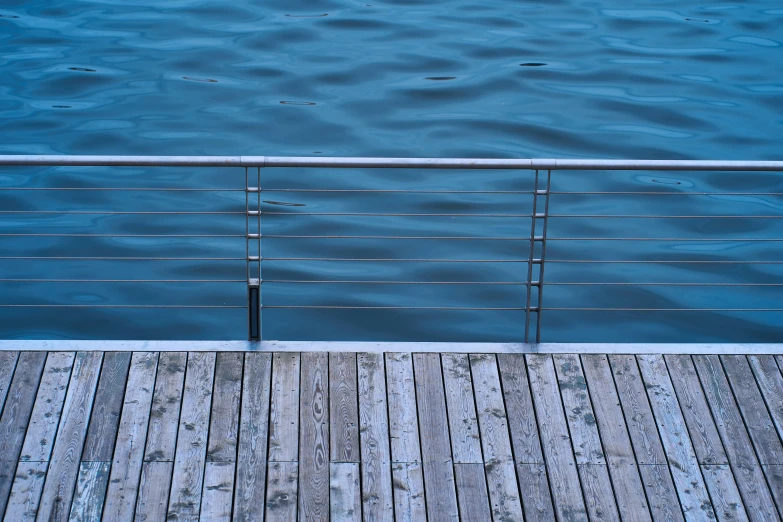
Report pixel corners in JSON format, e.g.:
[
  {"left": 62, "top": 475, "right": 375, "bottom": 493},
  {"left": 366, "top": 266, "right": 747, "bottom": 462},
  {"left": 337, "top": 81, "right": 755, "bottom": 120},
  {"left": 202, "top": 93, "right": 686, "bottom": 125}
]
[{"left": 1, "top": 0, "right": 782, "bottom": 341}]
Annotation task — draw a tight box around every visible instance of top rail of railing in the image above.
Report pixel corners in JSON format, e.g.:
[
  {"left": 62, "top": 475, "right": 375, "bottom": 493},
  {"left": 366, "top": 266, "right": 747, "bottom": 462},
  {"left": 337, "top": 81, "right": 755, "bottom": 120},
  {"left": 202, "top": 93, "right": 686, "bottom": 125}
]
[{"left": 1, "top": 155, "right": 783, "bottom": 170}]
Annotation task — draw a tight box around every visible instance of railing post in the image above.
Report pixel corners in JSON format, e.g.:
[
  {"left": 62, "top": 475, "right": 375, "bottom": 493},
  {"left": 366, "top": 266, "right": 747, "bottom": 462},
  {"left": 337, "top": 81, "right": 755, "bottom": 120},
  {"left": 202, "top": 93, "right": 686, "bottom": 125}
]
[
  {"left": 246, "top": 167, "right": 262, "bottom": 340},
  {"left": 525, "top": 169, "right": 551, "bottom": 343}
]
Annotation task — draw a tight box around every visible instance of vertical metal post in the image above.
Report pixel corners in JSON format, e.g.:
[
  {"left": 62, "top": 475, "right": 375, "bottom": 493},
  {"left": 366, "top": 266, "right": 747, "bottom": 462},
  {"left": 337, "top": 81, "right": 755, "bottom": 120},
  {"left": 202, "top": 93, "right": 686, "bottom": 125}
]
[
  {"left": 524, "top": 170, "right": 551, "bottom": 343},
  {"left": 246, "top": 167, "right": 262, "bottom": 340}
]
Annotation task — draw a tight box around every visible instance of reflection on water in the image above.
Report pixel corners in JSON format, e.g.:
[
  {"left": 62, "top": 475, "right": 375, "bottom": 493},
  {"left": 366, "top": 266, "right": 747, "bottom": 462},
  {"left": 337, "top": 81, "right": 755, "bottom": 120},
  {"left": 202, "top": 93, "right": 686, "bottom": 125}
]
[{"left": 0, "top": 0, "right": 782, "bottom": 341}]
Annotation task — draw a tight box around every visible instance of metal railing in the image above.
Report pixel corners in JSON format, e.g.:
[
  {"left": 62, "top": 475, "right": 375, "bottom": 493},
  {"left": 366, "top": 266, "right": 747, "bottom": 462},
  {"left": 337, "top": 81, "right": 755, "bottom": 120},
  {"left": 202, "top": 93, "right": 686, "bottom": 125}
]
[{"left": 2, "top": 155, "right": 782, "bottom": 342}]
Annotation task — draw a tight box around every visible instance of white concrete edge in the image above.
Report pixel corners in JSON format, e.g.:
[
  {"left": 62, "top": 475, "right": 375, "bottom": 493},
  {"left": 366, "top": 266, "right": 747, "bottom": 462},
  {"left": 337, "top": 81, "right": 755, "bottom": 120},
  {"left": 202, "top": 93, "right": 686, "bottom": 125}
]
[{"left": 0, "top": 340, "right": 781, "bottom": 354}]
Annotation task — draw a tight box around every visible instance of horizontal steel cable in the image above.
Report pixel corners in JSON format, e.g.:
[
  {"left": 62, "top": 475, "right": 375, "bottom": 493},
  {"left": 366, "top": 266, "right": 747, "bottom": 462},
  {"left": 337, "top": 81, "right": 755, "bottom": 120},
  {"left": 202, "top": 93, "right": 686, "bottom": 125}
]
[
  {"left": 0, "top": 279, "right": 244, "bottom": 283},
  {"left": 549, "top": 214, "right": 783, "bottom": 218},
  {"left": 0, "top": 211, "right": 243, "bottom": 214},
  {"left": 0, "top": 187, "right": 244, "bottom": 191},
  {"left": 549, "top": 191, "right": 783, "bottom": 195},
  {"left": 0, "top": 256, "right": 245, "bottom": 260},
  {"left": 546, "top": 260, "right": 783, "bottom": 264},
  {"left": 545, "top": 282, "right": 783, "bottom": 286},
  {"left": 262, "top": 235, "right": 527, "bottom": 240},
  {"left": 258, "top": 212, "right": 532, "bottom": 217},
  {"left": 264, "top": 280, "right": 522, "bottom": 284},
  {"left": 548, "top": 237, "right": 783, "bottom": 241},
  {"left": 263, "top": 305, "right": 525, "bottom": 310},
  {"left": 0, "top": 304, "right": 243, "bottom": 308},
  {"left": 262, "top": 258, "right": 528, "bottom": 262},
  {"left": 543, "top": 307, "right": 783, "bottom": 311},
  {"left": 260, "top": 189, "right": 533, "bottom": 194},
  {"left": 0, "top": 234, "right": 244, "bottom": 237}
]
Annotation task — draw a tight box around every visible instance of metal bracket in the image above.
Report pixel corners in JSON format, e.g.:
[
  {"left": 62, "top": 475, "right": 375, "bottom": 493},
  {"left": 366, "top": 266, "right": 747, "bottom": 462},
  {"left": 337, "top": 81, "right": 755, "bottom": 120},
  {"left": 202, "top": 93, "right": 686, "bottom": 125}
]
[
  {"left": 525, "top": 170, "right": 551, "bottom": 343},
  {"left": 246, "top": 167, "right": 262, "bottom": 340}
]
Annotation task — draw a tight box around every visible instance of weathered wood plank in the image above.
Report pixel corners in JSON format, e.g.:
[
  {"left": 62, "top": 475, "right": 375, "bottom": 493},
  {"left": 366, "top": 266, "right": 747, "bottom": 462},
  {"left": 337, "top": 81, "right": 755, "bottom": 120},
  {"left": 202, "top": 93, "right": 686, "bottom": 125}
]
[
  {"left": 81, "top": 352, "right": 131, "bottom": 462},
  {"left": 167, "top": 352, "right": 216, "bottom": 521},
  {"left": 526, "top": 354, "right": 588, "bottom": 521},
  {"left": 453, "top": 463, "right": 491, "bottom": 522},
  {"left": 68, "top": 461, "right": 110, "bottom": 521},
  {"left": 0, "top": 352, "right": 19, "bottom": 418},
  {"left": 234, "top": 352, "right": 273, "bottom": 522},
  {"left": 201, "top": 461, "right": 235, "bottom": 522},
  {"left": 331, "top": 462, "right": 361, "bottom": 522},
  {"left": 694, "top": 354, "right": 780, "bottom": 522},
  {"left": 577, "top": 464, "right": 621, "bottom": 521},
  {"left": 665, "top": 355, "right": 728, "bottom": 465},
  {"left": 391, "top": 462, "right": 425, "bottom": 522},
  {"left": 3, "top": 462, "right": 48, "bottom": 521},
  {"left": 266, "top": 462, "right": 299, "bottom": 522},
  {"left": 441, "top": 354, "right": 481, "bottom": 464},
  {"left": 470, "top": 354, "right": 523, "bottom": 520},
  {"left": 638, "top": 465, "right": 685, "bottom": 522},
  {"left": 269, "top": 353, "right": 300, "bottom": 463},
  {"left": 330, "top": 352, "right": 359, "bottom": 463},
  {"left": 413, "top": 353, "right": 459, "bottom": 522},
  {"left": 358, "top": 352, "right": 394, "bottom": 521},
  {"left": 605, "top": 461, "right": 652, "bottom": 522},
  {"left": 722, "top": 355, "right": 783, "bottom": 465},
  {"left": 0, "top": 352, "right": 47, "bottom": 517},
  {"left": 516, "top": 463, "right": 556, "bottom": 522},
  {"left": 19, "top": 352, "right": 75, "bottom": 463},
  {"left": 749, "top": 355, "right": 783, "bottom": 448},
  {"left": 299, "top": 351, "right": 329, "bottom": 521},
  {"left": 762, "top": 465, "right": 783, "bottom": 518},
  {"left": 207, "top": 352, "right": 243, "bottom": 464},
  {"left": 144, "top": 351, "right": 186, "bottom": 462},
  {"left": 385, "top": 353, "right": 421, "bottom": 464},
  {"left": 497, "top": 353, "right": 545, "bottom": 464},
  {"left": 638, "top": 354, "right": 715, "bottom": 520},
  {"left": 37, "top": 351, "right": 103, "bottom": 522},
  {"left": 102, "top": 352, "right": 158, "bottom": 521},
  {"left": 135, "top": 461, "right": 172, "bottom": 522},
  {"left": 700, "top": 464, "right": 748, "bottom": 522}
]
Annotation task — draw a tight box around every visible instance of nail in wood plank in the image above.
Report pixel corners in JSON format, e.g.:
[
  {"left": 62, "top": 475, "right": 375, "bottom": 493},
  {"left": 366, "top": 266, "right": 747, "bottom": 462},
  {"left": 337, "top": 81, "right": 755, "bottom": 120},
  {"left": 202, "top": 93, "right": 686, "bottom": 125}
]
[
  {"left": 167, "top": 352, "right": 216, "bottom": 521},
  {"left": 3, "top": 462, "right": 48, "bottom": 521},
  {"left": 330, "top": 353, "right": 359, "bottom": 463},
  {"left": 234, "top": 353, "right": 272, "bottom": 522},
  {"left": 700, "top": 464, "right": 748, "bottom": 522},
  {"left": 413, "top": 353, "right": 458, "bottom": 522},
  {"left": 207, "top": 352, "right": 243, "bottom": 463},
  {"left": 299, "top": 351, "right": 329, "bottom": 520},
  {"left": 331, "top": 462, "right": 361, "bottom": 522},
  {"left": 358, "top": 353, "right": 394, "bottom": 521},
  {"left": 144, "top": 352, "right": 186, "bottom": 462},
  {"left": 0, "top": 352, "right": 19, "bottom": 417},
  {"left": 515, "top": 463, "right": 556, "bottom": 522},
  {"left": 454, "top": 463, "right": 491, "bottom": 521},
  {"left": 0, "top": 352, "right": 47, "bottom": 516},
  {"left": 37, "top": 351, "right": 103, "bottom": 522},
  {"left": 442, "top": 354, "right": 481, "bottom": 464},
  {"left": 385, "top": 353, "right": 421, "bottom": 464},
  {"left": 81, "top": 352, "right": 131, "bottom": 462},
  {"left": 526, "top": 354, "right": 588, "bottom": 521},
  {"left": 103, "top": 352, "right": 158, "bottom": 521},
  {"left": 391, "top": 462, "right": 425, "bottom": 522},
  {"left": 19, "top": 352, "right": 75, "bottom": 463},
  {"left": 638, "top": 354, "right": 714, "bottom": 520},
  {"left": 135, "top": 461, "right": 172, "bottom": 522},
  {"left": 266, "top": 462, "right": 298, "bottom": 522},
  {"left": 269, "top": 353, "right": 300, "bottom": 462},
  {"left": 68, "top": 461, "right": 110, "bottom": 521},
  {"left": 201, "top": 461, "right": 235, "bottom": 522}
]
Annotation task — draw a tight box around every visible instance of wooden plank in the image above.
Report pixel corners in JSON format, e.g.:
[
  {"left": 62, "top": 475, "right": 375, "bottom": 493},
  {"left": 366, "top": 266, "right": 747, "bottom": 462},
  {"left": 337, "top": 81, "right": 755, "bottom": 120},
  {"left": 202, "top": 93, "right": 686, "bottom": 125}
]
[
  {"left": 497, "top": 353, "right": 545, "bottom": 464},
  {"left": 268, "top": 352, "right": 300, "bottom": 463},
  {"left": 722, "top": 355, "right": 783, "bottom": 465},
  {"left": 413, "top": 353, "right": 459, "bottom": 522},
  {"left": 665, "top": 355, "right": 729, "bottom": 465},
  {"left": 81, "top": 352, "right": 131, "bottom": 462},
  {"left": 385, "top": 353, "right": 421, "bottom": 464},
  {"left": 581, "top": 355, "right": 651, "bottom": 522},
  {"left": 638, "top": 465, "right": 685, "bottom": 522},
  {"left": 0, "top": 352, "right": 19, "bottom": 418},
  {"left": 266, "top": 462, "right": 299, "bottom": 522},
  {"left": 167, "top": 352, "right": 216, "bottom": 521},
  {"left": 233, "top": 352, "right": 273, "bottom": 522},
  {"left": 144, "top": 351, "right": 186, "bottom": 462},
  {"left": 207, "top": 352, "right": 243, "bottom": 463},
  {"left": 577, "top": 464, "right": 621, "bottom": 522},
  {"left": 516, "top": 463, "right": 556, "bottom": 522},
  {"left": 0, "top": 352, "right": 47, "bottom": 517},
  {"left": 135, "top": 461, "right": 172, "bottom": 522},
  {"left": 330, "top": 353, "right": 359, "bottom": 463},
  {"left": 68, "top": 461, "right": 110, "bottom": 521},
  {"left": 469, "top": 353, "right": 523, "bottom": 520},
  {"left": 102, "top": 352, "right": 158, "bottom": 521},
  {"left": 441, "top": 354, "right": 481, "bottom": 464},
  {"left": 358, "top": 352, "right": 394, "bottom": 521},
  {"left": 638, "top": 354, "right": 715, "bottom": 520},
  {"left": 331, "top": 462, "right": 361, "bottom": 522},
  {"left": 391, "top": 462, "right": 425, "bottom": 522},
  {"left": 201, "top": 461, "right": 235, "bottom": 522},
  {"left": 693, "top": 355, "right": 780, "bottom": 522},
  {"left": 762, "top": 465, "right": 783, "bottom": 518},
  {"left": 37, "top": 351, "right": 103, "bottom": 522},
  {"left": 299, "top": 351, "right": 329, "bottom": 521},
  {"left": 749, "top": 355, "right": 783, "bottom": 448},
  {"left": 526, "top": 354, "right": 588, "bottom": 521},
  {"left": 19, "top": 352, "right": 75, "bottom": 463},
  {"left": 700, "top": 464, "right": 748, "bottom": 522},
  {"left": 3, "top": 462, "right": 48, "bottom": 521},
  {"left": 453, "top": 463, "right": 491, "bottom": 521}
]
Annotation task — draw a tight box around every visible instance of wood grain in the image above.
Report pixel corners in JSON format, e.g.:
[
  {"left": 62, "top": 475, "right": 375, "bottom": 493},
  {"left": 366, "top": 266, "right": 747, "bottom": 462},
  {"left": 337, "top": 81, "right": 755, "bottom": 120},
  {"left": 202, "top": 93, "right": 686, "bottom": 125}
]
[
  {"left": 68, "top": 461, "right": 110, "bottom": 521},
  {"left": 441, "top": 354, "right": 481, "bottom": 464},
  {"left": 577, "top": 464, "right": 621, "bottom": 522},
  {"left": 497, "top": 353, "right": 545, "bottom": 465},
  {"left": 0, "top": 352, "right": 19, "bottom": 418},
  {"left": 269, "top": 353, "right": 300, "bottom": 463},
  {"left": 201, "top": 461, "right": 235, "bottom": 522},
  {"left": 700, "top": 464, "right": 748, "bottom": 522},
  {"left": 331, "top": 462, "right": 361, "bottom": 522},
  {"left": 638, "top": 465, "right": 685, "bottom": 521},
  {"left": 453, "top": 463, "right": 491, "bottom": 522},
  {"left": 391, "top": 462, "right": 425, "bottom": 522},
  {"left": 330, "top": 352, "right": 359, "bottom": 463},
  {"left": 748, "top": 355, "right": 783, "bottom": 449},
  {"left": 385, "top": 353, "right": 421, "bottom": 464},
  {"left": 299, "top": 351, "right": 329, "bottom": 521},
  {"left": 3, "top": 461, "right": 48, "bottom": 521},
  {"left": 81, "top": 352, "right": 131, "bottom": 462},
  {"left": 206, "top": 352, "right": 243, "bottom": 464},
  {"left": 516, "top": 463, "right": 556, "bottom": 522},
  {"left": 266, "top": 462, "right": 298, "bottom": 522},
  {"left": 134, "top": 461, "right": 172, "bottom": 522},
  {"left": 144, "top": 351, "right": 186, "bottom": 463}
]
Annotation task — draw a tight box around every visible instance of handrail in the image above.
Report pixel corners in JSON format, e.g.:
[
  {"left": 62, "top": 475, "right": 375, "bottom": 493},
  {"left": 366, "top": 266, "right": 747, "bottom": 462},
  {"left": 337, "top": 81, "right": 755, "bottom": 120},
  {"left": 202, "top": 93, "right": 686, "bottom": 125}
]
[{"left": 1, "top": 155, "right": 783, "bottom": 170}]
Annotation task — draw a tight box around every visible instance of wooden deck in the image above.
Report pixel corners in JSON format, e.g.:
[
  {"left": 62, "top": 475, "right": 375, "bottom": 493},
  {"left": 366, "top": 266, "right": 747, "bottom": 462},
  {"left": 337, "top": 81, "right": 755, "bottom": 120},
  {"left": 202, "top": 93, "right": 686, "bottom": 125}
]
[{"left": 1, "top": 351, "right": 782, "bottom": 521}]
